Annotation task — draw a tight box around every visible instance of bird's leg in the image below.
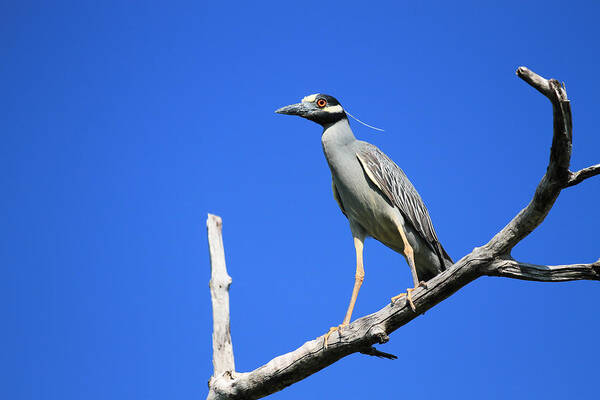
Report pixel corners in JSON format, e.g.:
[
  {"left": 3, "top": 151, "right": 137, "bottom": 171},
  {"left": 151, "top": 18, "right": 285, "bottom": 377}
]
[
  {"left": 343, "top": 236, "right": 365, "bottom": 325},
  {"left": 391, "top": 223, "right": 419, "bottom": 312},
  {"left": 324, "top": 236, "right": 364, "bottom": 349}
]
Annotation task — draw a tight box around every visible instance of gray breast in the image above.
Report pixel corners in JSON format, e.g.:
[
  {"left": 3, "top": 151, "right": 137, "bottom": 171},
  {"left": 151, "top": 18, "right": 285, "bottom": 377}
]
[{"left": 326, "top": 141, "right": 405, "bottom": 246}]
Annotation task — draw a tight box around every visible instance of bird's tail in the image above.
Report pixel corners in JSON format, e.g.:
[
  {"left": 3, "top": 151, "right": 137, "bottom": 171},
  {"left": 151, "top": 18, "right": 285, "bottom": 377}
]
[{"left": 436, "top": 242, "right": 454, "bottom": 271}]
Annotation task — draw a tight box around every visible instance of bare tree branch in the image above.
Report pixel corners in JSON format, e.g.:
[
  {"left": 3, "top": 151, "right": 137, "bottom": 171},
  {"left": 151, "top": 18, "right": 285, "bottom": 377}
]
[
  {"left": 207, "top": 214, "right": 235, "bottom": 399},
  {"left": 484, "top": 67, "right": 572, "bottom": 256},
  {"left": 514, "top": 66, "right": 552, "bottom": 98},
  {"left": 208, "top": 252, "right": 488, "bottom": 400},
  {"left": 566, "top": 164, "right": 600, "bottom": 187},
  {"left": 206, "top": 67, "right": 599, "bottom": 399},
  {"left": 486, "top": 258, "right": 600, "bottom": 282}
]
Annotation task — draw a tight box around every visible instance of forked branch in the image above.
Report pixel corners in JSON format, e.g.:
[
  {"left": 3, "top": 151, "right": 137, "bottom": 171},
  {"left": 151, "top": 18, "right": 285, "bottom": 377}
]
[{"left": 206, "top": 67, "right": 599, "bottom": 400}]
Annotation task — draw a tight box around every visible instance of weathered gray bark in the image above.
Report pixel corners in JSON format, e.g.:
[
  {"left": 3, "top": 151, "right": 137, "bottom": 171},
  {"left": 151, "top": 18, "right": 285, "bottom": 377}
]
[
  {"left": 206, "top": 67, "right": 599, "bottom": 400},
  {"left": 207, "top": 214, "right": 235, "bottom": 399}
]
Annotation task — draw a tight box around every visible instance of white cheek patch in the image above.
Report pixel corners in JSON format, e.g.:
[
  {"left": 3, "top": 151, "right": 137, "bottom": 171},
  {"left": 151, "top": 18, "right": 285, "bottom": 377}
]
[
  {"left": 322, "top": 105, "right": 343, "bottom": 113},
  {"left": 302, "top": 94, "right": 318, "bottom": 103}
]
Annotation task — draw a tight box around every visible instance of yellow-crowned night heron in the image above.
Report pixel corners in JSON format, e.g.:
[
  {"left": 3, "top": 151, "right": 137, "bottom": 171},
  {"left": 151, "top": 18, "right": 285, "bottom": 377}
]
[{"left": 276, "top": 94, "right": 452, "bottom": 343}]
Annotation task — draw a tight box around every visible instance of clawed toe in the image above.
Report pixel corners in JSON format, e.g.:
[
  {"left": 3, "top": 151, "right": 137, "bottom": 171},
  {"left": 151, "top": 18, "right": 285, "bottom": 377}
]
[
  {"left": 405, "top": 288, "right": 416, "bottom": 312},
  {"left": 323, "top": 324, "right": 347, "bottom": 349},
  {"left": 391, "top": 280, "right": 430, "bottom": 311},
  {"left": 390, "top": 292, "right": 406, "bottom": 304},
  {"left": 391, "top": 288, "right": 416, "bottom": 312}
]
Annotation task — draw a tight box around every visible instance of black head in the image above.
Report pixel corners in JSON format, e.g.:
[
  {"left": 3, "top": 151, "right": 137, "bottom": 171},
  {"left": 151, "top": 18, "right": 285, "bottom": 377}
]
[{"left": 275, "top": 93, "right": 347, "bottom": 127}]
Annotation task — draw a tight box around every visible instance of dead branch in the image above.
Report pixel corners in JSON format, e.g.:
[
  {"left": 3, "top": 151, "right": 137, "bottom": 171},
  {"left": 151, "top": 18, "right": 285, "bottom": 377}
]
[
  {"left": 206, "top": 67, "right": 599, "bottom": 400},
  {"left": 207, "top": 214, "right": 235, "bottom": 397},
  {"left": 486, "top": 258, "right": 600, "bottom": 282},
  {"left": 566, "top": 164, "right": 600, "bottom": 187}
]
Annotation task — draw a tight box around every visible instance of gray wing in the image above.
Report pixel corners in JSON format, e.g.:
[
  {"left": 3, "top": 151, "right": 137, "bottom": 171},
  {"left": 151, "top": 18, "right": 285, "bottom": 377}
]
[
  {"left": 331, "top": 178, "right": 347, "bottom": 217},
  {"left": 356, "top": 142, "right": 452, "bottom": 265}
]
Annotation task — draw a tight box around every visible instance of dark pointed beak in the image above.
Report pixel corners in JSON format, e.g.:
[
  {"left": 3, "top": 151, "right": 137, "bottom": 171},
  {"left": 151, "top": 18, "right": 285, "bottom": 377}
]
[{"left": 275, "top": 102, "right": 313, "bottom": 116}]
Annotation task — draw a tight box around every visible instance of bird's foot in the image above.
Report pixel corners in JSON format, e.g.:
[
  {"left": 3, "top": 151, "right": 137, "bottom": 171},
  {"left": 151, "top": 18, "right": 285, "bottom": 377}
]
[
  {"left": 390, "top": 292, "right": 405, "bottom": 304},
  {"left": 391, "top": 282, "right": 428, "bottom": 312},
  {"left": 323, "top": 323, "right": 348, "bottom": 349},
  {"left": 391, "top": 288, "right": 416, "bottom": 312},
  {"left": 405, "top": 288, "right": 417, "bottom": 312}
]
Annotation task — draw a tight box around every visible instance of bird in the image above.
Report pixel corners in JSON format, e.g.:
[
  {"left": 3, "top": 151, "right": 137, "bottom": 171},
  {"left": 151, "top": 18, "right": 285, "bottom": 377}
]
[{"left": 275, "top": 94, "right": 453, "bottom": 346}]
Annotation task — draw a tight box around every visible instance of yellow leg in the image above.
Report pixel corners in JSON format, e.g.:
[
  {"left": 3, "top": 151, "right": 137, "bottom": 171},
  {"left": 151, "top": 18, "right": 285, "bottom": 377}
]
[
  {"left": 324, "top": 235, "right": 365, "bottom": 349},
  {"left": 343, "top": 236, "right": 365, "bottom": 325},
  {"left": 398, "top": 225, "right": 419, "bottom": 288},
  {"left": 391, "top": 222, "right": 421, "bottom": 312}
]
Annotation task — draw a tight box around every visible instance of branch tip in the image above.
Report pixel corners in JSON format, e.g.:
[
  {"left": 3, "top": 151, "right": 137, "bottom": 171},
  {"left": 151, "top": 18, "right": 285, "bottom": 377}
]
[{"left": 207, "top": 213, "right": 222, "bottom": 229}]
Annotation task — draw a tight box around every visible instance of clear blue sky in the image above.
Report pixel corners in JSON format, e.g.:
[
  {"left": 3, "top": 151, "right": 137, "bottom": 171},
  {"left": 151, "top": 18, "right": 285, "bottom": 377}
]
[{"left": 3, "top": 2, "right": 599, "bottom": 399}]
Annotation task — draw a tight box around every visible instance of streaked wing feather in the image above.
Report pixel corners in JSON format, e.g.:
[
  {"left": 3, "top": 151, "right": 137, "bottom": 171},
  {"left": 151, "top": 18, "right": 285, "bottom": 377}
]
[{"left": 355, "top": 143, "right": 440, "bottom": 250}]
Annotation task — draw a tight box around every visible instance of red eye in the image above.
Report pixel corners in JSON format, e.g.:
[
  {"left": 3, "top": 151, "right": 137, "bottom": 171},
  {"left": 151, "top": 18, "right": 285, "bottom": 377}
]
[{"left": 317, "top": 98, "right": 327, "bottom": 108}]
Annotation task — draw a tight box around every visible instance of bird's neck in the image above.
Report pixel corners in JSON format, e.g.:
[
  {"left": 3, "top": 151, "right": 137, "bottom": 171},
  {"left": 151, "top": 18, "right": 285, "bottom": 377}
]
[{"left": 321, "top": 118, "right": 355, "bottom": 154}]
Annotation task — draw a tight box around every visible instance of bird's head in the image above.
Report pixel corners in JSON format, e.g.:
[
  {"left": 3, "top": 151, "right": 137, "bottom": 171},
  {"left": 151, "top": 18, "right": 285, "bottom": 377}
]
[{"left": 275, "top": 94, "right": 346, "bottom": 127}]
